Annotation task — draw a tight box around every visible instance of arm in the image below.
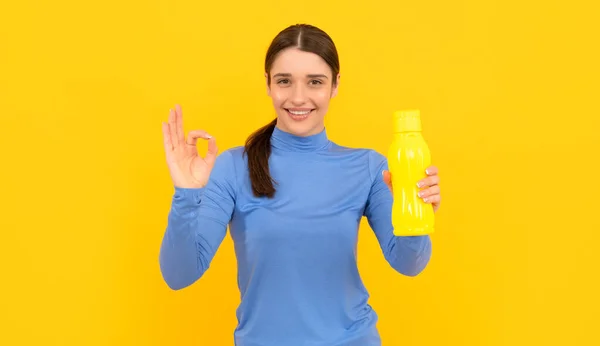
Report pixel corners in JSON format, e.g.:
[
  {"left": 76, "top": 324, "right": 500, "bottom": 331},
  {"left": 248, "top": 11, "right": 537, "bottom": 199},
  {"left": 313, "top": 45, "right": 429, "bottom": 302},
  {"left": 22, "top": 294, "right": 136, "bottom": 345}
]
[
  {"left": 363, "top": 151, "right": 432, "bottom": 277},
  {"left": 159, "top": 150, "right": 237, "bottom": 290}
]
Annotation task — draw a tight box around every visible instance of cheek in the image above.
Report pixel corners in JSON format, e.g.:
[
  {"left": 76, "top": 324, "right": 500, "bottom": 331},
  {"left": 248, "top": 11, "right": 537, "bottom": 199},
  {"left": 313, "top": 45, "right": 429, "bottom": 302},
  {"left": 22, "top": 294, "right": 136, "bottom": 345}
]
[
  {"left": 270, "top": 89, "right": 286, "bottom": 105},
  {"left": 313, "top": 89, "right": 332, "bottom": 108}
]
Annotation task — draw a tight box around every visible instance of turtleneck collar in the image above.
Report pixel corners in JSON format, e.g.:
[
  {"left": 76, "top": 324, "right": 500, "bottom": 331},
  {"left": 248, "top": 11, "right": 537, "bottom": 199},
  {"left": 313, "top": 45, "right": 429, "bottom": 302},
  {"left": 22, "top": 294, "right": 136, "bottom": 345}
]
[{"left": 271, "top": 126, "right": 331, "bottom": 152}]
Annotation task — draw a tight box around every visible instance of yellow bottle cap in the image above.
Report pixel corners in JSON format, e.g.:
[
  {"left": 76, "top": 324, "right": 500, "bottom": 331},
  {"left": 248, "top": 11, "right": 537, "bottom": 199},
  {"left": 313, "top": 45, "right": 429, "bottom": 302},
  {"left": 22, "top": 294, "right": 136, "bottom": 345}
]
[{"left": 393, "top": 109, "right": 422, "bottom": 132}]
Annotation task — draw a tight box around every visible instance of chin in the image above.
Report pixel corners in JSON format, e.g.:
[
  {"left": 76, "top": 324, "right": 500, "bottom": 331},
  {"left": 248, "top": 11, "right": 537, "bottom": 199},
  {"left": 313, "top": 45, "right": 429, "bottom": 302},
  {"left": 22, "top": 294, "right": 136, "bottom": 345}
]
[{"left": 279, "top": 108, "right": 324, "bottom": 134}]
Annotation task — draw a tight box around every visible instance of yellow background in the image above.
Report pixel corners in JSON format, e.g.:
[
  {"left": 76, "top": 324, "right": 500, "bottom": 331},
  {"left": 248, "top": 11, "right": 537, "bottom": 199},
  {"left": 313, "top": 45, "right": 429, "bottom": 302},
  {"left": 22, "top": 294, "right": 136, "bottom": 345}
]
[{"left": 1, "top": 0, "right": 599, "bottom": 345}]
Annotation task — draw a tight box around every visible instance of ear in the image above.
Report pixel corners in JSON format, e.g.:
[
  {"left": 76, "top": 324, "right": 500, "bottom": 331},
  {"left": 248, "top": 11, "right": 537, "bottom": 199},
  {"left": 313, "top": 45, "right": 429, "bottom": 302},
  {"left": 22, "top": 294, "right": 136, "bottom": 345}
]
[
  {"left": 265, "top": 72, "right": 271, "bottom": 96},
  {"left": 331, "top": 73, "right": 341, "bottom": 98}
]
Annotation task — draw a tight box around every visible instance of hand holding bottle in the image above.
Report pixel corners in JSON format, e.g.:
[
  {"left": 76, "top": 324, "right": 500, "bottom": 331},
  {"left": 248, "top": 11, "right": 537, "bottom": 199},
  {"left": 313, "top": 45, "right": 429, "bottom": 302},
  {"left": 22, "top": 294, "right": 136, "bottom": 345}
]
[
  {"left": 383, "top": 166, "right": 441, "bottom": 213},
  {"left": 161, "top": 104, "right": 218, "bottom": 189}
]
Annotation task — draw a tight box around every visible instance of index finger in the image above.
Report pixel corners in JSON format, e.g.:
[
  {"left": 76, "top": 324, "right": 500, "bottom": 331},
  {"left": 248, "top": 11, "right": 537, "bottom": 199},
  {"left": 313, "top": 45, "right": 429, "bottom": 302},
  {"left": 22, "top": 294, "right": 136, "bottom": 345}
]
[{"left": 175, "top": 104, "right": 185, "bottom": 145}]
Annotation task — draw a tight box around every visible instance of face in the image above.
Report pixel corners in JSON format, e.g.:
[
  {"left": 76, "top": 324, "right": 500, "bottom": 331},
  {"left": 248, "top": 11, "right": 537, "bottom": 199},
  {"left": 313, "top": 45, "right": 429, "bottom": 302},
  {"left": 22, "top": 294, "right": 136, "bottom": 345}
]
[{"left": 266, "top": 48, "right": 340, "bottom": 137}]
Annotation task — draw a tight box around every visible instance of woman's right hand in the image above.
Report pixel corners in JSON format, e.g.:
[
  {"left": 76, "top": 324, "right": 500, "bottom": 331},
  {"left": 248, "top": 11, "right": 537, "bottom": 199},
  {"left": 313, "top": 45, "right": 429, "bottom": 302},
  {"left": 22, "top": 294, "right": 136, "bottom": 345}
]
[{"left": 162, "top": 104, "right": 218, "bottom": 189}]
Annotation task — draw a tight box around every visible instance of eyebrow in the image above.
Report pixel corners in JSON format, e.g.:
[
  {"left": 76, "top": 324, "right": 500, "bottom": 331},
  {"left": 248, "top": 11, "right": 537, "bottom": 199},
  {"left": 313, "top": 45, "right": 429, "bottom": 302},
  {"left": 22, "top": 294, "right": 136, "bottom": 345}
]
[{"left": 272, "top": 73, "right": 329, "bottom": 79}]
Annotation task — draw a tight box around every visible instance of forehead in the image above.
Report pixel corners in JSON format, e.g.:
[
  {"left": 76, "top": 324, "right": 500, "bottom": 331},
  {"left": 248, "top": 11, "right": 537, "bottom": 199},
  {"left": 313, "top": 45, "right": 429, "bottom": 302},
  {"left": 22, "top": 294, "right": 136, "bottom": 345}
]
[{"left": 271, "top": 48, "right": 331, "bottom": 76}]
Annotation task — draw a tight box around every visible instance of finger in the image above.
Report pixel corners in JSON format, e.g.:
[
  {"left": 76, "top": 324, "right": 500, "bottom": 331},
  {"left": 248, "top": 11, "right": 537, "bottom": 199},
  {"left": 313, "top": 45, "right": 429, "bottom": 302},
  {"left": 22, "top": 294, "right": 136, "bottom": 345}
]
[
  {"left": 425, "top": 165, "right": 439, "bottom": 176},
  {"left": 168, "top": 109, "right": 178, "bottom": 148},
  {"left": 422, "top": 194, "right": 441, "bottom": 205},
  {"left": 162, "top": 122, "right": 173, "bottom": 152},
  {"left": 417, "top": 185, "right": 440, "bottom": 199},
  {"left": 186, "top": 130, "right": 212, "bottom": 146},
  {"left": 175, "top": 104, "right": 185, "bottom": 145},
  {"left": 417, "top": 174, "right": 440, "bottom": 188},
  {"left": 205, "top": 137, "right": 219, "bottom": 168}
]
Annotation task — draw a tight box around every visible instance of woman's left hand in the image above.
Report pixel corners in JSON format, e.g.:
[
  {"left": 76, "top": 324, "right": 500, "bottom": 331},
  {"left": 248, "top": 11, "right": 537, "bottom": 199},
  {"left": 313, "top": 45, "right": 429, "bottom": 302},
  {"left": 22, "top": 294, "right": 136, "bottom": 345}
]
[{"left": 382, "top": 165, "right": 441, "bottom": 213}]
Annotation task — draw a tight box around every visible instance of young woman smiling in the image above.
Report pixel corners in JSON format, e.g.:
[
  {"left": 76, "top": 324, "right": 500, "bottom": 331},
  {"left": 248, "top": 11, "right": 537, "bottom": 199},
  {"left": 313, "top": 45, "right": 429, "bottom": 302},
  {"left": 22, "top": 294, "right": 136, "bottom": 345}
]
[{"left": 159, "top": 23, "right": 441, "bottom": 346}]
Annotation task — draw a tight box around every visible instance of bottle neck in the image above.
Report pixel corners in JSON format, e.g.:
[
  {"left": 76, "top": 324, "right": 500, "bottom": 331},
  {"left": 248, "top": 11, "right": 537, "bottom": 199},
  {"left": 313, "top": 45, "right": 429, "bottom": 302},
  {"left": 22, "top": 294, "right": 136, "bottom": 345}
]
[
  {"left": 394, "top": 110, "right": 421, "bottom": 132},
  {"left": 393, "top": 114, "right": 422, "bottom": 133}
]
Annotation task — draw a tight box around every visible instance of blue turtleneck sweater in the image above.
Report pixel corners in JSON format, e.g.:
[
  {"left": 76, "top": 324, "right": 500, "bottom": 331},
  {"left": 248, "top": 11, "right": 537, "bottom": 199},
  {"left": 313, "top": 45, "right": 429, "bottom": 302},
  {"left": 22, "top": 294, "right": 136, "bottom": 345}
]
[{"left": 159, "top": 126, "right": 432, "bottom": 346}]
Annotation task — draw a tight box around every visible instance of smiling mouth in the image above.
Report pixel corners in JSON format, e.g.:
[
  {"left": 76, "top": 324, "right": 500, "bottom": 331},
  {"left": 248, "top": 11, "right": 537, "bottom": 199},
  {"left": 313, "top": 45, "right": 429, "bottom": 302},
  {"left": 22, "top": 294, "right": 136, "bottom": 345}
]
[
  {"left": 285, "top": 108, "right": 314, "bottom": 121},
  {"left": 285, "top": 108, "right": 314, "bottom": 115}
]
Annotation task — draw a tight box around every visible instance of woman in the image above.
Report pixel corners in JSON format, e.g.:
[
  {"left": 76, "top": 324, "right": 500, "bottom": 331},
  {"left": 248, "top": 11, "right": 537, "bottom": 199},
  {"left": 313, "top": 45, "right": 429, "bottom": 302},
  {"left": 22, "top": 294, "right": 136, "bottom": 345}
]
[{"left": 160, "top": 24, "right": 441, "bottom": 346}]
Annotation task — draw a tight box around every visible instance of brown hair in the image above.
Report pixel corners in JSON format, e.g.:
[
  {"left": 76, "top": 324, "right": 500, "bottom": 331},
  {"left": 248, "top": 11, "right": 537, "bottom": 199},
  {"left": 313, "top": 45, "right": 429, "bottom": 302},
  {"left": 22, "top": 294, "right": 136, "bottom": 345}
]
[{"left": 243, "top": 24, "right": 340, "bottom": 198}]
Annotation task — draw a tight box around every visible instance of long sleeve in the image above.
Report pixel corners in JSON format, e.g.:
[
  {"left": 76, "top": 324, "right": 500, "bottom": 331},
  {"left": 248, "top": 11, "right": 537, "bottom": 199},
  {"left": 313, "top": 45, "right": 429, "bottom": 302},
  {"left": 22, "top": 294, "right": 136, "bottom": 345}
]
[
  {"left": 159, "top": 150, "right": 237, "bottom": 290},
  {"left": 363, "top": 150, "right": 432, "bottom": 277}
]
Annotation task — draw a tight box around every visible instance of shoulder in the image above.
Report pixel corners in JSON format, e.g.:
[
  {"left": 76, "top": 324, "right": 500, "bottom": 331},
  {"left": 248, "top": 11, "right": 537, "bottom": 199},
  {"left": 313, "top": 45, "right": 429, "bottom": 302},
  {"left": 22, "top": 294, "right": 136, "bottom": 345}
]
[
  {"left": 220, "top": 146, "right": 246, "bottom": 161},
  {"left": 214, "top": 146, "right": 246, "bottom": 163},
  {"left": 364, "top": 149, "right": 388, "bottom": 181},
  {"left": 329, "top": 142, "right": 387, "bottom": 166},
  {"left": 328, "top": 142, "right": 387, "bottom": 180},
  {"left": 209, "top": 146, "right": 246, "bottom": 180}
]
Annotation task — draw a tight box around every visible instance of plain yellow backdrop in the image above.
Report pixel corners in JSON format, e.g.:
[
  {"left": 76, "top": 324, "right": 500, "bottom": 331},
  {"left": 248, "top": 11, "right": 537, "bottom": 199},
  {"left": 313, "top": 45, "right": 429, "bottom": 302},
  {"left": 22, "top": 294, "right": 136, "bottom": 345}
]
[{"left": 1, "top": 0, "right": 599, "bottom": 345}]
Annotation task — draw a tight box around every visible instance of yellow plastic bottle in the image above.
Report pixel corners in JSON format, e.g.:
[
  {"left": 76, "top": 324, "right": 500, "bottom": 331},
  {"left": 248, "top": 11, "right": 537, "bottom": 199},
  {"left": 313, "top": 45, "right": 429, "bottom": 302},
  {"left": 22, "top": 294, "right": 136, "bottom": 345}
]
[{"left": 387, "top": 109, "right": 435, "bottom": 236}]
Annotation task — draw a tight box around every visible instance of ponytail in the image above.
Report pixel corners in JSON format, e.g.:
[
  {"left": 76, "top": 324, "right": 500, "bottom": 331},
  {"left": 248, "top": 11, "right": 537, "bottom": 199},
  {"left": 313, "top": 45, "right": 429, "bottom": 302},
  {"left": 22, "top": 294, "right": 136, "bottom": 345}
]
[{"left": 244, "top": 119, "right": 278, "bottom": 198}]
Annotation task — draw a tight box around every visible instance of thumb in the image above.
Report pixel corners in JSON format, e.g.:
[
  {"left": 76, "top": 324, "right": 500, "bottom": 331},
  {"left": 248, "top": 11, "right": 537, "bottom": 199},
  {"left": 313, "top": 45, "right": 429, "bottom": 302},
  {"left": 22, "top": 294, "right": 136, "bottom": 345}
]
[
  {"left": 205, "top": 137, "right": 219, "bottom": 168},
  {"left": 382, "top": 170, "right": 393, "bottom": 192}
]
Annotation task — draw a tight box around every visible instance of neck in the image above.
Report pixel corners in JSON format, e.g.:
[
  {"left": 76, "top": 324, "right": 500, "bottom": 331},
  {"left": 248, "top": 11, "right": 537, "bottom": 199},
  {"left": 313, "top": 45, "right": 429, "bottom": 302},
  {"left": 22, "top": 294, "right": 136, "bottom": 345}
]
[{"left": 271, "top": 126, "right": 330, "bottom": 152}]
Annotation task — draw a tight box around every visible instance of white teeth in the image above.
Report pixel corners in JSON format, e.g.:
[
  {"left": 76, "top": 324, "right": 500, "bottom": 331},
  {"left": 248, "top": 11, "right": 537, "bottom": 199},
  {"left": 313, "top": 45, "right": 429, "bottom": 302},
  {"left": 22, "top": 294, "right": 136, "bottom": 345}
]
[{"left": 289, "top": 110, "right": 311, "bottom": 115}]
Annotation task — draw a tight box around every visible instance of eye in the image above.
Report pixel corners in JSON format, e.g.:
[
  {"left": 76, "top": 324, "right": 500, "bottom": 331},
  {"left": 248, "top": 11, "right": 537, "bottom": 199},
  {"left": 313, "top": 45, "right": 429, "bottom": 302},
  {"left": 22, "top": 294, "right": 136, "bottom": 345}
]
[
  {"left": 276, "top": 79, "right": 290, "bottom": 84},
  {"left": 309, "top": 79, "right": 323, "bottom": 85}
]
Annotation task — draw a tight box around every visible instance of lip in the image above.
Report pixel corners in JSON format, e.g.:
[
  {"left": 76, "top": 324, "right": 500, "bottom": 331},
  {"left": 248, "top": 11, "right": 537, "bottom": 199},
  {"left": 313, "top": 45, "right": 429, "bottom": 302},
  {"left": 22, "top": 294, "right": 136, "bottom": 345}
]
[{"left": 285, "top": 108, "right": 314, "bottom": 113}]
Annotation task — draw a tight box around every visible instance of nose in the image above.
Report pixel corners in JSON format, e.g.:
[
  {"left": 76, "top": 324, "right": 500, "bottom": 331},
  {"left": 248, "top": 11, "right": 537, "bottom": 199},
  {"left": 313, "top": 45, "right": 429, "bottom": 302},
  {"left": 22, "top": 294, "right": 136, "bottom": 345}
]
[{"left": 290, "top": 84, "right": 307, "bottom": 106}]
